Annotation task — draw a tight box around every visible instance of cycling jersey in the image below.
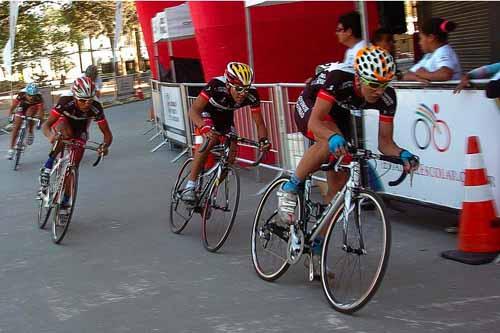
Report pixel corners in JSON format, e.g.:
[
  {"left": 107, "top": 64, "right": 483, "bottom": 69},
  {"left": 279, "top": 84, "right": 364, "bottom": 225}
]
[
  {"left": 198, "top": 76, "right": 261, "bottom": 133},
  {"left": 294, "top": 68, "right": 397, "bottom": 141},
  {"left": 14, "top": 92, "right": 43, "bottom": 114},
  {"left": 51, "top": 96, "right": 106, "bottom": 139}
]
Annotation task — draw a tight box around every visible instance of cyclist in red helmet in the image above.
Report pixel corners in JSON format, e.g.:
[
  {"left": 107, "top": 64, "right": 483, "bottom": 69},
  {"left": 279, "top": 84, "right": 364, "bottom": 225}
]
[{"left": 38, "top": 77, "right": 113, "bottom": 209}]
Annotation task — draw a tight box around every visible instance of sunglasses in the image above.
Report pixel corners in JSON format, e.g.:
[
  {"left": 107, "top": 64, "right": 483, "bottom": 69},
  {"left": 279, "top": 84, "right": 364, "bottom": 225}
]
[
  {"left": 228, "top": 83, "right": 250, "bottom": 94},
  {"left": 77, "top": 98, "right": 93, "bottom": 104},
  {"left": 359, "top": 76, "right": 390, "bottom": 89}
]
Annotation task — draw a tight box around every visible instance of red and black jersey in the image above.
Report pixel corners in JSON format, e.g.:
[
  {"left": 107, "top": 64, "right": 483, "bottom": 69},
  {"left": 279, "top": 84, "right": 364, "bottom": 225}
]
[
  {"left": 294, "top": 69, "right": 397, "bottom": 140},
  {"left": 199, "top": 76, "right": 260, "bottom": 132},
  {"left": 14, "top": 92, "right": 43, "bottom": 113},
  {"left": 51, "top": 96, "right": 106, "bottom": 134}
]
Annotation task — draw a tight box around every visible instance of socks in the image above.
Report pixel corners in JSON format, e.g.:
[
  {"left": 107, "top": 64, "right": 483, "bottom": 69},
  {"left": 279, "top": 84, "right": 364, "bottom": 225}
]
[
  {"left": 282, "top": 174, "right": 304, "bottom": 193},
  {"left": 44, "top": 156, "right": 55, "bottom": 169},
  {"left": 311, "top": 236, "right": 325, "bottom": 255},
  {"left": 62, "top": 194, "right": 70, "bottom": 206},
  {"left": 185, "top": 180, "right": 196, "bottom": 190}
]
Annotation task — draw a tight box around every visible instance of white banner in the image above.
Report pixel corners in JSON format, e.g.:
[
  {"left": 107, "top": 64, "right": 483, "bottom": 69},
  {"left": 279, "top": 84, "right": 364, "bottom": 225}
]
[
  {"left": 164, "top": 3, "right": 194, "bottom": 40},
  {"left": 113, "top": 1, "right": 123, "bottom": 68},
  {"left": 160, "top": 86, "right": 187, "bottom": 144},
  {"left": 364, "top": 89, "right": 500, "bottom": 211},
  {"left": 3, "top": 1, "right": 20, "bottom": 79}
]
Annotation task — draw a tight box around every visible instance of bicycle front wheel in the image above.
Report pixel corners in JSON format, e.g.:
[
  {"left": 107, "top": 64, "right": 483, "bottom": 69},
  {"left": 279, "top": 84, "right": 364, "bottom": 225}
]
[
  {"left": 13, "top": 128, "right": 25, "bottom": 171},
  {"left": 52, "top": 166, "right": 78, "bottom": 244},
  {"left": 321, "top": 189, "right": 390, "bottom": 314},
  {"left": 202, "top": 166, "right": 240, "bottom": 252},
  {"left": 251, "top": 177, "right": 296, "bottom": 281},
  {"left": 169, "top": 157, "right": 195, "bottom": 234}
]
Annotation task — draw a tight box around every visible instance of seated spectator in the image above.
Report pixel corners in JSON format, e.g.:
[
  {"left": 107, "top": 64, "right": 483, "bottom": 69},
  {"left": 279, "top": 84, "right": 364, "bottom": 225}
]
[
  {"left": 402, "top": 18, "right": 461, "bottom": 83},
  {"left": 454, "top": 62, "right": 500, "bottom": 99}
]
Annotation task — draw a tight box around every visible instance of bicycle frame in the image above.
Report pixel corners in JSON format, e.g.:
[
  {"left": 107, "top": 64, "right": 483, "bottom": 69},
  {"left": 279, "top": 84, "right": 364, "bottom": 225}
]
[
  {"left": 193, "top": 139, "right": 234, "bottom": 207},
  {"left": 301, "top": 158, "right": 359, "bottom": 248}
]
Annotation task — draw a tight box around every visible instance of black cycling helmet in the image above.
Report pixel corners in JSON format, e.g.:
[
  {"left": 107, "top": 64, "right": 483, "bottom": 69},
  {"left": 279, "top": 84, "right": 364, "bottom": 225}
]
[{"left": 85, "top": 65, "right": 98, "bottom": 81}]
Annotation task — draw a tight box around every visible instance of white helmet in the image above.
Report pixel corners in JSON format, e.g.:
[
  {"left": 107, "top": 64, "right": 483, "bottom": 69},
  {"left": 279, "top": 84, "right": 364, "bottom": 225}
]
[{"left": 354, "top": 46, "right": 396, "bottom": 83}]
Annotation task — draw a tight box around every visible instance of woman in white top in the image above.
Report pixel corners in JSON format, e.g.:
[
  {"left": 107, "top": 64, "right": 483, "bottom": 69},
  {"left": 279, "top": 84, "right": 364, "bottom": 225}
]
[{"left": 403, "top": 18, "right": 462, "bottom": 83}]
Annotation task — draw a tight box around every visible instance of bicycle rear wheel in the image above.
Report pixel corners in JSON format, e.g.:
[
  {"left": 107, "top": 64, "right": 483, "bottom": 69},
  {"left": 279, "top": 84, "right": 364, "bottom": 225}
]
[
  {"left": 12, "top": 127, "right": 25, "bottom": 171},
  {"left": 202, "top": 166, "right": 240, "bottom": 252},
  {"left": 321, "top": 189, "right": 390, "bottom": 314},
  {"left": 169, "top": 157, "right": 195, "bottom": 234},
  {"left": 52, "top": 166, "right": 78, "bottom": 244},
  {"left": 251, "top": 177, "right": 297, "bottom": 281}
]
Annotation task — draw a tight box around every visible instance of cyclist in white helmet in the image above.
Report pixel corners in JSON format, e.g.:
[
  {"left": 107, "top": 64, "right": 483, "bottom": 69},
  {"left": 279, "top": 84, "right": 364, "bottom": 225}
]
[
  {"left": 279, "top": 46, "right": 419, "bottom": 277},
  {"left": 38, "top": 77, "right": 112, "bottom": 210}
]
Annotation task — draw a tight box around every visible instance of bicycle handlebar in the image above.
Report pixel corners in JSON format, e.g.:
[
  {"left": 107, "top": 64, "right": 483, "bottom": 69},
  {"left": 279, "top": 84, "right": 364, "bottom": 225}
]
[
  {"left": 51, "top": 137, "right": 105, "bottom": 167},
  {"left": 198, "top": 132, "right": 267, "bottom": 167},
  {"left": 13, "top": 114, "right": 41, "bottom": 126},
  {"left": 320, "top": 145, "right": 418, "bottom": 187}
]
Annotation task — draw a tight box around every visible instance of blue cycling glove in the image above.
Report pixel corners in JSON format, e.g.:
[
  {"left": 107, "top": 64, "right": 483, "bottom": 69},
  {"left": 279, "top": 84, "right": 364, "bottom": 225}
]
[
  {"left": 400, "top": 150, "right": 420, "bottom": 170},
  {"left": 328, "top": 134, "right": 347, "bottom": 154},
  {"left": 399, "top": 149, "right": 414, "bottom": 163}
]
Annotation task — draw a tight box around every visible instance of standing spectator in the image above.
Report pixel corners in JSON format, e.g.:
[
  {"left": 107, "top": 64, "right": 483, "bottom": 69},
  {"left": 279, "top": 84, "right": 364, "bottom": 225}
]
[
  {"left": 403, "top": 18, "right": 461, "bottom": 83},
  {"left": 83, "top": 65, "right": 103, "bottom": 99},
  {"left": 454, "top": 62, "right": 500, "bottom": 98},
  {"left": 371, "top": 28, "right": 404, "bottom": 80},
  {"left": 313, "top": 11, "right": 366, "bottom": 75},
  {"left": 371, "top": 27, "right": 395, "bottom": 54},
  {"left": 337, "top": 11, "right": 367, "bottom": 67}
]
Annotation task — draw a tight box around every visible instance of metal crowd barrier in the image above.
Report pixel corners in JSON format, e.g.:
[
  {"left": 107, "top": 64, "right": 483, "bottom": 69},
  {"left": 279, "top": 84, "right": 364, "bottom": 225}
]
[
  {"left": 149, "top": 78, "right": 499, "bottom": 210},
  {"left": 0, "top": 72, "right": 152, "bottom": 118}
]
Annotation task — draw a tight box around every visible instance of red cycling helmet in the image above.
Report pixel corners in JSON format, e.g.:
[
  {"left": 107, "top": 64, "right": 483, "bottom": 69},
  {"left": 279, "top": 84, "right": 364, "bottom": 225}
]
[{"left": 72, "top": 76, "right": 96, "bottom": 99}]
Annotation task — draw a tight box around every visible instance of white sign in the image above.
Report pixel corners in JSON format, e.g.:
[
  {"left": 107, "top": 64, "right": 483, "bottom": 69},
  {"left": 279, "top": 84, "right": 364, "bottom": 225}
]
[
  {"left": 160, "top": 86, "right": 187, "bottom": 144},
  {"left": 152, "top": 13, "right": 168, "bottom": 42},
  {"left": 116, "top": 76, "right": 135, "bottom": 98},
  {"left": 164, "top": 3, "right": 194, "bottom": 40},
  {"left": 2, "top": 1, "right": 20, "bottom": 79},
  {"left": 151, "top": 15, "right": 159, "bottom": 42},
  {"left": 364, "top": 89, "right": 500, "bottom": 211}
]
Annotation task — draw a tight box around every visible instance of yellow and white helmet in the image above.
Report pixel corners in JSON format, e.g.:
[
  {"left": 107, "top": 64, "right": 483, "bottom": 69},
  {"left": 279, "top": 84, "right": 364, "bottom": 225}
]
[
  {"left": 354, "top": 46, "right": 396, "bottom": 83},
  {"left": 224, "top": 62, "right": 254, "bottom": 87}
]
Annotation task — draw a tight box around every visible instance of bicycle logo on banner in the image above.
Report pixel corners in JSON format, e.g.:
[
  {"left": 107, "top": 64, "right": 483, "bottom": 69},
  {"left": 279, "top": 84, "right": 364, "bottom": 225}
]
[{"left": 412, "top": 103, "right": 451, "bottom": 152}]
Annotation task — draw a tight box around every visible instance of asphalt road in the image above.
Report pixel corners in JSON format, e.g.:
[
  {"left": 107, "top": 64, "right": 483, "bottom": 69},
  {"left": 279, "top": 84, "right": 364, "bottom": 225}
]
[{"left": 0, "top": 100, "right": 498, "bottom": 333}]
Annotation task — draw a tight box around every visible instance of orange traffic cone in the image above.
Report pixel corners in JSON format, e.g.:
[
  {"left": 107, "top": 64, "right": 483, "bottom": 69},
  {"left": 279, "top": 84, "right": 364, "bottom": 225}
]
[{"left": 442, "top": 136, "right": 500, "bottom": 264}]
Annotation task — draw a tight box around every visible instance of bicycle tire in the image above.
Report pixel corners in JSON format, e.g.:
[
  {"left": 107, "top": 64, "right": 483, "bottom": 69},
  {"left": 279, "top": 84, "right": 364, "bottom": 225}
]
[
  {"left": 13, "top": 127, "right": 25, "bottom": 171},
  {"left": 201, "top": 166, "right": 240, "bottom": 252},
  {"left": 37, "top": 195, "right": 52, "bottom": 229},
  {"left": 251, "top": 177, "right": 298, "bottom": 282},
  {"left": 169, "top": 157, "right": 195, "bottom": 234},
  {"left": 52, "top": 166, "right": 78, "bottom": 244},
  {"left": 321, "top": 189, "right": 390, "bottom": 314}
]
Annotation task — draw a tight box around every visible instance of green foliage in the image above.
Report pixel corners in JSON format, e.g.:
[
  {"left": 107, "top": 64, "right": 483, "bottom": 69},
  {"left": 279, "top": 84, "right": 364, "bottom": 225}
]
[{"left": 1, "top": 1, "right": 140, "bottom": 78}]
